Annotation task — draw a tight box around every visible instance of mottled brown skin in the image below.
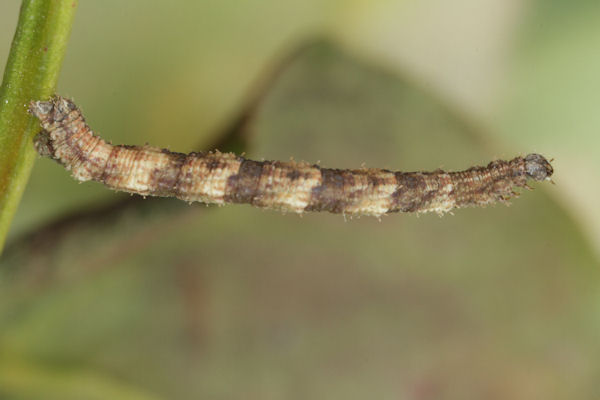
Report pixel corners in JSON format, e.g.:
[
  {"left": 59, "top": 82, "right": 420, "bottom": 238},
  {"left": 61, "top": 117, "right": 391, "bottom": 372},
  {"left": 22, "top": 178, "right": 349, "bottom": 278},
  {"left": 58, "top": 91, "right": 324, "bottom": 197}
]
[{"left": 29, "top": 96, "right": 554, "bottom": 217}]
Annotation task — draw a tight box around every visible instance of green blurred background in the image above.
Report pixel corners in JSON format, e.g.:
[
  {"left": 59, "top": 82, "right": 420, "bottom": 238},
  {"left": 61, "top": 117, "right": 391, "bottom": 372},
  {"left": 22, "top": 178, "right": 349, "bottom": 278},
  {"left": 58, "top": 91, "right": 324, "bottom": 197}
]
[{"left": 1, "top": 1, "right": 599, "bottom": 399}]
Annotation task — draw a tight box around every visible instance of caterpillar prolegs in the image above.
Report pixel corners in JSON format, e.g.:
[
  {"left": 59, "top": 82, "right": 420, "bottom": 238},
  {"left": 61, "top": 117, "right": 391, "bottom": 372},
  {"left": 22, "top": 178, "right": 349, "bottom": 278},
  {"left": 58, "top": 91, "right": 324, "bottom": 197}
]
[{"left": 29, "top": 96, "right": 554, "bottom": 217}]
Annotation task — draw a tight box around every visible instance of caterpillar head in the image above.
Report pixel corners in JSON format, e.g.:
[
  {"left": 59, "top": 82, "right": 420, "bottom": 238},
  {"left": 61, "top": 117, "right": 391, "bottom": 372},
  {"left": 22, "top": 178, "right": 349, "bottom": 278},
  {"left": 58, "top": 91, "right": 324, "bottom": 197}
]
[{"left": 524, "top": 153, "right": 554, "bottom": 182}]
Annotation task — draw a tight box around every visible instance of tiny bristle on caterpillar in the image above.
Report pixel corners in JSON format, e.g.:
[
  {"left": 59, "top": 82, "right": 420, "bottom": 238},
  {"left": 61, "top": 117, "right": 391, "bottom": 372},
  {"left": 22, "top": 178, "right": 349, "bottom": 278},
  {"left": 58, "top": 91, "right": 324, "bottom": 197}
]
[{"left": 29, "top": 96, "right": 554, "bottom": 217}]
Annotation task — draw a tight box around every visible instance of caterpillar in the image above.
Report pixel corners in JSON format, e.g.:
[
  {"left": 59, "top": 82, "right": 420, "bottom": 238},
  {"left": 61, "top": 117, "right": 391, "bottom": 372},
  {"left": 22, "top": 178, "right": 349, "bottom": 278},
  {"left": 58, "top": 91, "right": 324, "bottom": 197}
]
[{"left": 29, "top": 96, "right": 554, "bottom": 217}]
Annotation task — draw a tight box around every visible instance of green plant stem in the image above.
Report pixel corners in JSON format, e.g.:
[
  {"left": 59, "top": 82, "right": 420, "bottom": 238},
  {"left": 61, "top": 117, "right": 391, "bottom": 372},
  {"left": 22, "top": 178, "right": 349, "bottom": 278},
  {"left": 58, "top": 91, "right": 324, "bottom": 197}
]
[{"left": 0, "top": 0, "right": 78, "bottom": 253}]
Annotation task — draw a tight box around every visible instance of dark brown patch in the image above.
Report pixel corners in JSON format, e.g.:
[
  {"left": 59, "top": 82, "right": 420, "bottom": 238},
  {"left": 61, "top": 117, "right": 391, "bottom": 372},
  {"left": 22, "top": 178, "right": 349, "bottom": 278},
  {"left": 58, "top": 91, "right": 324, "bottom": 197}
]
[
  {"left": 224, "top": 159, "right": 264, "bottom": 204},
  {"left": 366, "top": 172, "right": 386, "bottom": 188},
  {"left": 390, "top": 172, "right": 427, "bottom": 212},
  {"left": 33, "top": 131, "right": 56, "bottom": 159},
  {"left": 305, "top": 168, "right": 348, "bottom": 213},
  {"left": 286, "top": 169, "right": 303, "bottom": 181},
  {"left": 206, "top": 157, "right": 225, "bottom": 172},
  {"left": 150, "top": 151, "right": 187, "bottom": 196}
]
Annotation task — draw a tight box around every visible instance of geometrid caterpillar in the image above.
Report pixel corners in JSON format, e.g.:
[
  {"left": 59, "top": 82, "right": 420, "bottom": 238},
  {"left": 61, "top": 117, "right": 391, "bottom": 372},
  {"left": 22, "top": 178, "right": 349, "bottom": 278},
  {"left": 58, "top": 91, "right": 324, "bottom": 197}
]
[{"left": 29, "top": 96, "right": 554, "bottom": 217}]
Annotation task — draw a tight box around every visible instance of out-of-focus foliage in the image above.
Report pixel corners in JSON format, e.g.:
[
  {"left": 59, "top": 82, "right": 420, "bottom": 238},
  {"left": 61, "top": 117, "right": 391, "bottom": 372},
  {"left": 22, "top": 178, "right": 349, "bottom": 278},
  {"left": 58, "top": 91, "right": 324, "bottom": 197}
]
[{"left": 1, "top": 1, "right": 599, "bottom": 399}]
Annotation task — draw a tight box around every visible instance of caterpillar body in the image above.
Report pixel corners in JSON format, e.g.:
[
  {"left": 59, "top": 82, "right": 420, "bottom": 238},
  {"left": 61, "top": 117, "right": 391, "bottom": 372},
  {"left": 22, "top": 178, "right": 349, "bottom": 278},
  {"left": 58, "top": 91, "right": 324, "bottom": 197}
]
[{"left": 29, "top": 96, "right": 554, "bottom": 217}]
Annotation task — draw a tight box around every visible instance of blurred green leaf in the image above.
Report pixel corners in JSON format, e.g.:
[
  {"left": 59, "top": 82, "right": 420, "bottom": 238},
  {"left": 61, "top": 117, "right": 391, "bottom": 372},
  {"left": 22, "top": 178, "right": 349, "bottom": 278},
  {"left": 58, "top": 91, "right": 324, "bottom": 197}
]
[
  {"left": 2, "top": 41, "right": 598, "bottom": 399},
  {"left": 497, "top": 0, "right": 600, "bottom": 255},
  {"left": 0, "top": 357, "right": 161, "bottom": 400}
]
